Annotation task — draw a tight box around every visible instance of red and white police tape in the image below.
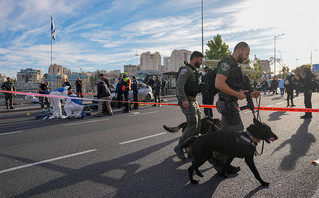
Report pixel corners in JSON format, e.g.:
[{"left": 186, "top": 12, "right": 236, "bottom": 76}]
[{"left": 1, "top": 90, "right": 318, "bottom": 113}]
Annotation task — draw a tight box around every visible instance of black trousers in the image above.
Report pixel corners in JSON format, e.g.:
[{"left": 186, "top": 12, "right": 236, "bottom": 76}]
[
  {"left": 76, "top": 88, "right": 83, "bottom": 98},
  {"left": 202, "top": 93, "right": 214, "bottom": 117},
  {"left": 123, "top": 90, "right": 130, "bottom": 111},
  {"left": 133, "top": 91, "right": 138, "bottom": 108},
  {"left": 4, "top": 94, "right": 13, "bottom": 108},
  {"left": 39, "top": 96, "right": 50, "bottom": 109},
  {"left": 304, "top": 90, "right": 312, "bottom": 116},
  {"left": 286, "top": 89, "right": 294, "bottom": 105},
  {"left": 117, "top": 94, "right": 123, "bottom": 108}
]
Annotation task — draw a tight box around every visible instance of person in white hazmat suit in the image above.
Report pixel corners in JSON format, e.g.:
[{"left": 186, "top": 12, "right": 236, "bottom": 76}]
[
  {"left": 49, "top": 86, "right": 69, "bottom": 119},
  {"left": 64, "top": 93, "right": 84, "bottom": 118}
]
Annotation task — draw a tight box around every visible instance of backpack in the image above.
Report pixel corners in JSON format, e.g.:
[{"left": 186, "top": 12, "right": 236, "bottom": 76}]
[{"left": 202, "top": 68, "right": 218, "bottom": 95}]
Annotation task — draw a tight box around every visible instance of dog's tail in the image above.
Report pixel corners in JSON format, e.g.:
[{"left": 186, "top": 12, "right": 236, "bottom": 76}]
[
  {"left": 163, "top": 123, "right": 184, "bottom": 133},
  {"left": 181, "top": 136, "right": 197, "bottom": 148}
]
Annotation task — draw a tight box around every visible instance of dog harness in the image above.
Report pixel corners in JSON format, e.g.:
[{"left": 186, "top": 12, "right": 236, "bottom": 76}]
[{"left": 234, "top": 131, "right": 260, "bottom": 147}]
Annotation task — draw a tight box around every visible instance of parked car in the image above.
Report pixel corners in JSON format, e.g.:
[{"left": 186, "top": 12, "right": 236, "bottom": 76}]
[{"left": 110, "top": 82, "right": 153, "bottom": 106}]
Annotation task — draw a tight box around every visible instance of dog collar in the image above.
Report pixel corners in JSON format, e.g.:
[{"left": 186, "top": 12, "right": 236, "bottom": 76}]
[
  {"left": 246, "top": 131, "right": 260, "bottom": 147},
  {"left": 235, "top": 131, "right": 259, "bottom": 148}
]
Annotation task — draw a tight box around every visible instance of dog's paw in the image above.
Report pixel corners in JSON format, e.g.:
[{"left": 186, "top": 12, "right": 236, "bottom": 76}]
[
  {"left": 261, "top": 181, "right": 269, "bottom": 186},
  {"left": 191, "top": 180, "right": 199, "bottom": 184}
]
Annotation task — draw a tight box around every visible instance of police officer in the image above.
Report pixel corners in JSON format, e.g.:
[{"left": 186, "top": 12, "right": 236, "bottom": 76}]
[
  {"left": 38, "top": 81, "right": 51, "bottom": 112},
  {"left": 300, "top": 67, "right": 315, "bottom": 119},
  {"left": 1, "top": 77, "right": 16, "bottom": 109},
  {"left": 153, "top": 75, "right": 162, "bottom": 107},
  {"left": 174, "top": 51, "right": 203, "bottom": 160},
  {"left": 284, "top": 73, "right": 295, "bottom": 107},
  {"left": 213, "top": 42, "right": 260, "bottom": 172},
  {"left": 201, "top": 66, "right": 217, "bottom": 118},
  {"left": 215, "top": 42, "right": 260, "bottom": 131},
  {"left": 122, "top": 72, "right": 131, "bottom": 113},
  {"left": 132, "top": 75, "right": 139, "bottom": 109}
]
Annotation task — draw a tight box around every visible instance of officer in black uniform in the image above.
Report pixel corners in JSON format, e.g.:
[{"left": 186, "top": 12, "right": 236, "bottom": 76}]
[
  {"left": 174, "top": 51, "right": 203, "bottom": 160},
  {"left": 301, "top": 67, "right": 315, "bottom": 119},
  {"left": 38, "top": 81, "right": 51, "bottom": 112},
  {"left": 213, "top": 42, "right": 260, "bottom": 172},
  {"left": 132, "top": 75, "right": 139, "bottom": 109}
]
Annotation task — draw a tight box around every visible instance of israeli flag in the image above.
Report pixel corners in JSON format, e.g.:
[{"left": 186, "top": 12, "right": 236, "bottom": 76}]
[{"left": 51, "top": 16, "right": 56, "bottom": 40}]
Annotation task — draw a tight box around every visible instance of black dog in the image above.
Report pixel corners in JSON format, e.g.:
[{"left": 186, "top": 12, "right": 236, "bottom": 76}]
[
  {"left": 163, "top": 117, "right": 221, "bottom": 135},
  {"left": 181, "top": 118, "right": 278, "bottom": 186}
]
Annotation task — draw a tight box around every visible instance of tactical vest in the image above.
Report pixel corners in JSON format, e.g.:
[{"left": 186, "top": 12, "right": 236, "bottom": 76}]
[
  {"left": 177, "top": 64, "right": 200, "bottom": 97},
  {"left": 220, "top": 57, "right": 245, "bottom": 91}
]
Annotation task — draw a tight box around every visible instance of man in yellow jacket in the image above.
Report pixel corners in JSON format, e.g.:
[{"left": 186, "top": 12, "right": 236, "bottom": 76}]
[{"left": 122, "top": 72, "right": 131, "bottom": 113}]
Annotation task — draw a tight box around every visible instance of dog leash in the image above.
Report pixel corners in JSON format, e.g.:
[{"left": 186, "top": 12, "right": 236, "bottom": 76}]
[{"left": 254, "top": 95, "right": 264, "bottom": 156}]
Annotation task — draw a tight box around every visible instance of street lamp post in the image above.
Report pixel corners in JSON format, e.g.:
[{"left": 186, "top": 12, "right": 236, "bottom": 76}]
[
  {"left": 310, "top": 49, "right": 318, "bottom": 70},
  {"left": 274, "top": 33, "right": 285, "bottom": 75},
  {"left": 201, "top": 0, "right": 204, "bottom": 56}
]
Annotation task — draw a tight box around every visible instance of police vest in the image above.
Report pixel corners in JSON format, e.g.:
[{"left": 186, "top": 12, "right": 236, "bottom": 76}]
[
  {"left": 219, "top": 57, "right": 245, "bottom": 91},
  {"left": 177, "top": 64, "right": 200, "bottom": 97}
]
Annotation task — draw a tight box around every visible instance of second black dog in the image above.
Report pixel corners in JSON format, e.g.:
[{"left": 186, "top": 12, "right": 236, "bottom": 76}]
[{"left": 182, "top": 118, "right": 278, "bottom": 186}]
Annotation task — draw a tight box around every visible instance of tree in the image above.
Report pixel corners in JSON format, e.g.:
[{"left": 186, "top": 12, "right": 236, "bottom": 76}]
[
  {"left": 245, "top": 55, "right": 264, "bottom": 80},
  {"left": 205, "top": 34, "right": 231, "bottom": 60}
]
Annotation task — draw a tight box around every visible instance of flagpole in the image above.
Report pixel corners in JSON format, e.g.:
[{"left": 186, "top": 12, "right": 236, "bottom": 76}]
[
  {"left": 51, "top": 32, "right": 52, "bottom": 66},
  {"left": 51, "top": 16, "right": 52, "bottom": 66}
]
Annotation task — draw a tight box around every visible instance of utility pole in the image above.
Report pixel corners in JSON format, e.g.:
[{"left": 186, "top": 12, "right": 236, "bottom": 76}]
[
  {"left": 201, "top": 0, "right": 204, "bottom": 56},
  {"left": 274, "top": 33, "right": 284, "bottom": 75}
]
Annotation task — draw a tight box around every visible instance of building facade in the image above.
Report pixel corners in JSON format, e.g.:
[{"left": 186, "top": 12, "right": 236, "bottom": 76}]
[
  {"left": 124, "top": 64, "right": 138, "bottom": 76},
  {"left": 48, "top": 63, "right": 63, "bottom": 75},
  {"left": 169, "top": 49, "right": 191, "bottom": 72},
  {"left": 140, "top": 51, "right": 161, "bottom": 71},
  {"left": 163, "top": 57, "right": 170, "bottom": 71},
  {"left": 16, "top": 68, "right": 43, "bottom": 92}
]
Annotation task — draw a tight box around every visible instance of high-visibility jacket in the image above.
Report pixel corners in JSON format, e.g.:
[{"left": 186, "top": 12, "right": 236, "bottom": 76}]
[{"left": 122, "top": 77, "right": 131, "bottom": 91}]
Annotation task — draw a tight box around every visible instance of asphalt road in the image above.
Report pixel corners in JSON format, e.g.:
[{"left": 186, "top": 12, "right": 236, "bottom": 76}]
[{"left": 0, "top": 93, "right": 319, "bottom": 198}]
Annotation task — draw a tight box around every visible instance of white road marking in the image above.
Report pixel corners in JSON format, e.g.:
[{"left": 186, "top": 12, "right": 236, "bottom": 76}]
[
  {"left": 119, "top": 132, "right": 167, "bottom": 144},
  {"left": 128, "top": 111, "right": 159, "bottom": 117},
  {"left": 0, "top": 149, "right": 97, "bottom": 174},
  {"left": 276, "top": 102, "right": 284, "bottom": 105},
  {"left": 64, "top": 118, "right": 109, "bottom": 126},
  {"left": 266, "top": 105, "right": 274, "bottom": 107},
  {"left": 0, "top": 131, "right": 23, "bottom": 136}
]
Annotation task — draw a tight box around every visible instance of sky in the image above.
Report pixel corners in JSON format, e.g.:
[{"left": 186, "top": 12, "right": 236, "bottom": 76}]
[{"left": 0, "top": 0, "right": 318, "bottom": 78}]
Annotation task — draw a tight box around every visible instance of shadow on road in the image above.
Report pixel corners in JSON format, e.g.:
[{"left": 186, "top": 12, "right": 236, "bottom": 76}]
[
  {"left": 1, "top": 137, "right": 227, "bottom": 198},
  {"left": 267, "top": 111, "right": 288, "bottom": 121},
  {"left": 272, "top": 119, "right": 315, "bottom": 171}
]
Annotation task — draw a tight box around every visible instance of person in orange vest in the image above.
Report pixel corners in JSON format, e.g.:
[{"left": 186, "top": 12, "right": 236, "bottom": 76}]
[{"left": 122, "top": 72, "right": 131, "bottom": 113}]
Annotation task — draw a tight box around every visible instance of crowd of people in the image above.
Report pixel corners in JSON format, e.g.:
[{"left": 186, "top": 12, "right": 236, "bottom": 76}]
[{"left": 0, "top": 71, "right": 171, "bottom": 119}]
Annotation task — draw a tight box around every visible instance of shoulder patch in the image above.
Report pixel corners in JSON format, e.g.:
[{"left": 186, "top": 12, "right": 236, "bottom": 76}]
[
  {"left": 220, "top": 62, "right": 230, "bottom": 72},
  {"left": 180, "top": 68, "right": 187, "bottom": 75}
]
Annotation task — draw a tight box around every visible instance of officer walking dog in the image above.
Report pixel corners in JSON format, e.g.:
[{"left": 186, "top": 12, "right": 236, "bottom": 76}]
[
  {"left": 182, "top": 118, "right": 278, "bottom": 186},
  {"left": 174, "top": 51, "right": 203, "bottom": 160}
]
